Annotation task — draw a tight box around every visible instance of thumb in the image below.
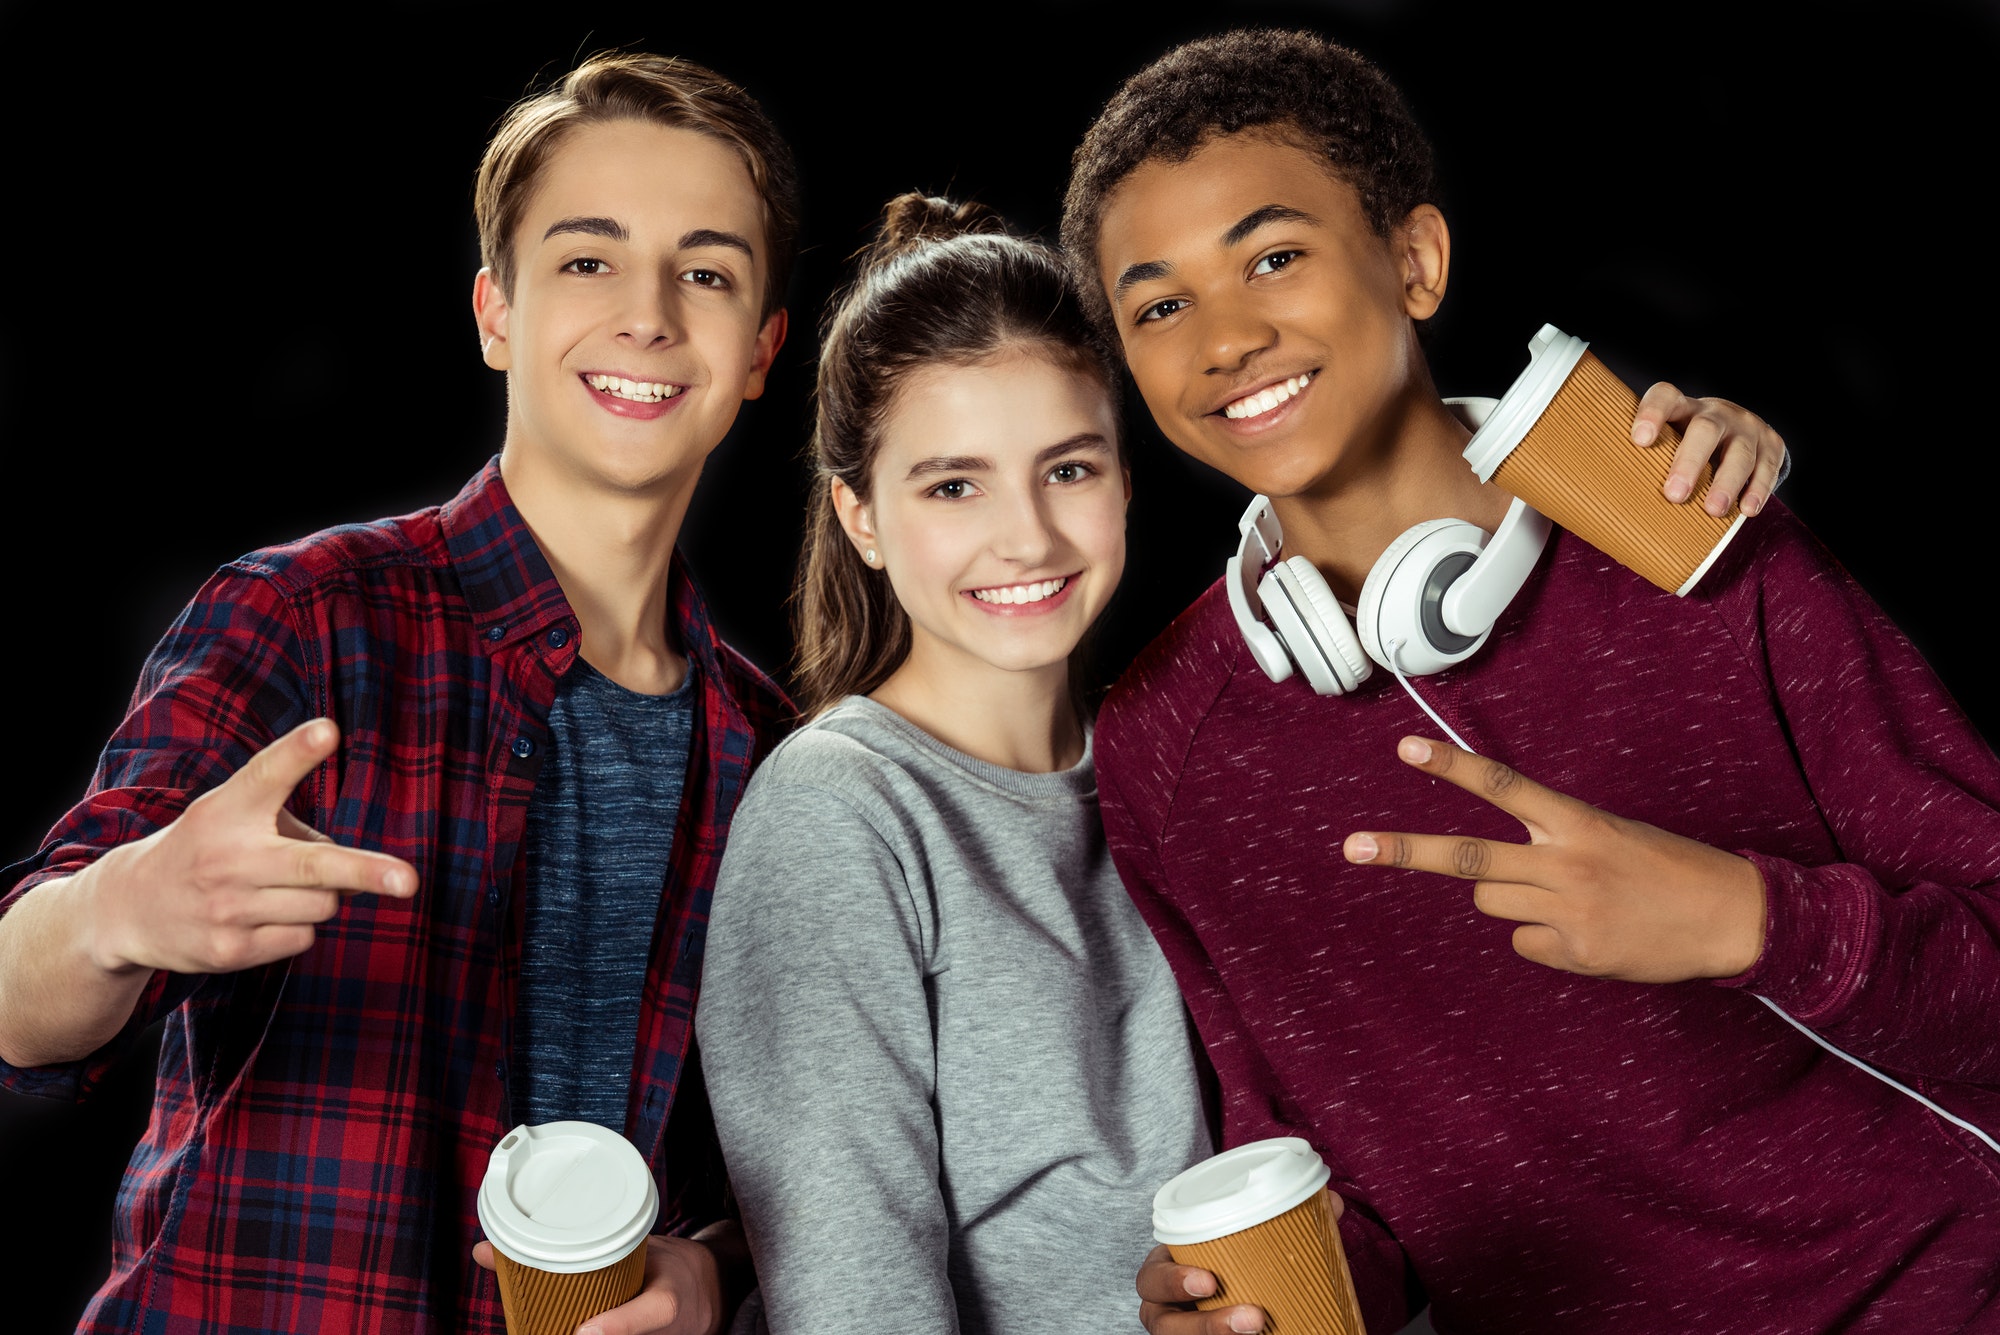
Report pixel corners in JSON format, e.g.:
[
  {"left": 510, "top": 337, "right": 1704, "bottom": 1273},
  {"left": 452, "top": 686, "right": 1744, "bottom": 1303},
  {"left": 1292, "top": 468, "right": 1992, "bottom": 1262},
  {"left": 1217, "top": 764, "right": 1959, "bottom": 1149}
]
[{"left": 220, "top": 719, "right": 341, "bottom": 816}]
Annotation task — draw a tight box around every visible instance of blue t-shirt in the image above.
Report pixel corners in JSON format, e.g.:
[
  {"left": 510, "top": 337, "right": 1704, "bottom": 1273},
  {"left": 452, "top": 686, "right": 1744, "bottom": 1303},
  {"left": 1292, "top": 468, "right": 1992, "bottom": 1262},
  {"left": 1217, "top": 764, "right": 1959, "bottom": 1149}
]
[{"left": 514, "top": 658, "right": 696, "bottom": 1129}]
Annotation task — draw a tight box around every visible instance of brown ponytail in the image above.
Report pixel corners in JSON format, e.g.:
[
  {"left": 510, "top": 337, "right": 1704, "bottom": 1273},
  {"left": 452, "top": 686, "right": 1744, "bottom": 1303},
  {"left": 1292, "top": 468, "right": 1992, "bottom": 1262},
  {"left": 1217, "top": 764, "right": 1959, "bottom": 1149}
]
[{"left": 792, "top": 193, "right": 1118, "bottom": 718}]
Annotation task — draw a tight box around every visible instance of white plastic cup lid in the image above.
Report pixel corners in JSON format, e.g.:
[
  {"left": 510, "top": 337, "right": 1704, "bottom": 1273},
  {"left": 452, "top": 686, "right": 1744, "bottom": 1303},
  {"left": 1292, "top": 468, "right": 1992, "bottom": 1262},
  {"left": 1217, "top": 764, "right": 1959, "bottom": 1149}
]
[
  {"left": 1153, "top": 1137, "right": 1332, "bottom": 1245},
  {"left": 1461, "top": 323, "right": 1591, "bottom": 482},
  {"left": 477, "top": 1121, "right": 660, "bottom": 1272}
]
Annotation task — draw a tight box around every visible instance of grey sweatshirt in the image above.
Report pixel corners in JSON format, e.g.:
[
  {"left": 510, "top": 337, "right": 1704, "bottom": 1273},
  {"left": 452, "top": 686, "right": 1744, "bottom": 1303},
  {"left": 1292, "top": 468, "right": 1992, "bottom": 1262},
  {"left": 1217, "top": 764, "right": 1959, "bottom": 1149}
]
[{"left": 696, "top": 696, "right": 1212, "bottom": 1335}]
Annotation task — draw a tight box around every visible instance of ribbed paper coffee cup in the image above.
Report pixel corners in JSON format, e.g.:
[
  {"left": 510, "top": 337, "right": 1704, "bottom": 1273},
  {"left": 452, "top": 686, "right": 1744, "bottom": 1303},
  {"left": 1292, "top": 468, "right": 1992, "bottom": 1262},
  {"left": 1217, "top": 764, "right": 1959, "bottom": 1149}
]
[
  {"left": 1155, "top": 1138, "right": 1365, "bottom": 1335},
  {"left": 478, "top": 1122, "right": 659, "bottom": 1335},
  {"left": 1463, "top": 324, "right": 1746, "bottom": 595}
]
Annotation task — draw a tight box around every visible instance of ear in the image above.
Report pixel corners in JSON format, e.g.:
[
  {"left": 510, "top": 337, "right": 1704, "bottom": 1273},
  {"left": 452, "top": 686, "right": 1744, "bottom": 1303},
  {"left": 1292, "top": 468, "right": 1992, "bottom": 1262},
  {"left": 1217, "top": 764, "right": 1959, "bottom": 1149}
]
[
  {"left": 1397, "top": 205, "right": 1451, "bottom": 321},
  {"left": 742, "top": 307, "right": 790, "bottom": 401},
  {"left": 829, "top": 475, "right": 876, "bottom": 557},
  {"left": 472, "top": 267, "right": 512, "bottom": 371}
]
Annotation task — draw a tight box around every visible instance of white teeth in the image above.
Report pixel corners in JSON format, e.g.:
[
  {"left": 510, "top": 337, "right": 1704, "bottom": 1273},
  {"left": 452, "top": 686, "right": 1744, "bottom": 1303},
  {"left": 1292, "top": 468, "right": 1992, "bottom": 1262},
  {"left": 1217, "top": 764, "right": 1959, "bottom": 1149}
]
[
  {"left": 971, "top": 577, "right": 1068, "bottom": 606},
  {"left": 1223, "top": 371, "right": 1314, "bottom": 420},
  {"left": 586, "top": 374, "right": 683, "bottom": 403}
]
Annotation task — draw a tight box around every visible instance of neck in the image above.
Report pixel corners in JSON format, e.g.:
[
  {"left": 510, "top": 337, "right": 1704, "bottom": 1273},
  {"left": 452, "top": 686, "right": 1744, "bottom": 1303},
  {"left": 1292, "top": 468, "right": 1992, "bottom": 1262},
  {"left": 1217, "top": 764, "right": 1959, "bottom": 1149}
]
[
  {"left": 869, "top": 642, "right": 1083, "bottom": 774},
  {"left": 1272, "top": 380, "right": 1513, "bottom": 603},
  {"left": 499, "top": 445, "right": 697, "bottom": 696}
]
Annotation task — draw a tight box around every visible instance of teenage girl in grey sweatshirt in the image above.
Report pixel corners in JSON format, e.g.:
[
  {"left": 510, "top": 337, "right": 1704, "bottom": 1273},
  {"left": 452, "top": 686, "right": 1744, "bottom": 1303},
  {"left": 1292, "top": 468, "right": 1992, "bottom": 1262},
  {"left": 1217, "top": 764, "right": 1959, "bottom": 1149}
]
[{"left": 694, "top": 195, "right": 1213, "bottom": 1335}]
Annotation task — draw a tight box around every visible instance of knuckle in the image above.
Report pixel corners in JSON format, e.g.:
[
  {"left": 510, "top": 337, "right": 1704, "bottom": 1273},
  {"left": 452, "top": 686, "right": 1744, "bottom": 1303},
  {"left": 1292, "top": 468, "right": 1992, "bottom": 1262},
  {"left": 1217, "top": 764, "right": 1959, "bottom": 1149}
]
[
  {"left": 1482, "top": 761, "right": 1521, "bottom": 802},
  {"left": 1385, "top": 838, "right": 1414, "bottom": 870},
  {"left": 1452, "top": 839, "right": 1491, "bottom": 878}
]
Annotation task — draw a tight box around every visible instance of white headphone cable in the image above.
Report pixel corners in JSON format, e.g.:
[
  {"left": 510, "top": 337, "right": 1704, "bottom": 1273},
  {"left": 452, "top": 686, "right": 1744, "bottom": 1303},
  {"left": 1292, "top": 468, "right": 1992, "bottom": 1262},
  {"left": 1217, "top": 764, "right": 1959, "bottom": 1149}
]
[
  {"left": 1383, "top": 637, "right": 1997, "bottom": 1155},
  {"left": 1751, "top": 994, "right": 1999, "bottom": 1154},
  {"left": 1384, "top": 638, "right": 1474, "bottom": 753}
]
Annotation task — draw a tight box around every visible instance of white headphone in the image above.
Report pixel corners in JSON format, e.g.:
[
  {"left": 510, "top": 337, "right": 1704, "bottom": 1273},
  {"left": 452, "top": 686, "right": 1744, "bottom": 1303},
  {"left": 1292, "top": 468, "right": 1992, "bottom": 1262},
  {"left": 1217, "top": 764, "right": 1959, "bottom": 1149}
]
[{"left": 1225, "top": 397, "right": 1553, "bottom": 694}]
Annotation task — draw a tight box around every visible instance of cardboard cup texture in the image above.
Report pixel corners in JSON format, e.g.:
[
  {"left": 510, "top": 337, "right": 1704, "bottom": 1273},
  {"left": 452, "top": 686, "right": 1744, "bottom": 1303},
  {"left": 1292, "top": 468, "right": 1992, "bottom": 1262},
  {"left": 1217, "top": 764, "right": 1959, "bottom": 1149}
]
[
  {"left": 1488, "top": 349, "right": 1742, "bottom": 595},
  {"left": 478, "top": 1122, "right": 660, "bottom": 1335},
  {"left": 491, "top": 1240, "right": 647, "bottom": 1335},
  {"left": 1168, "top": 1187, "right": 1364, "bottom": 1335}
]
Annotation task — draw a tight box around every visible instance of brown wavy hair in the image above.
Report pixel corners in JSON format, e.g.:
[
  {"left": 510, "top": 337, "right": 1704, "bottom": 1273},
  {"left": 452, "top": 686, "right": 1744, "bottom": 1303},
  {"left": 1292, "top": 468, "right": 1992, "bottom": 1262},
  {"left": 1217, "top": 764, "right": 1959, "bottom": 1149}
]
[
  {"left": 475, "top": 51, "right": 800, "bottom": 316},
  {"left": 793, "top": 193, "right": 1120, "bottom": 718}
]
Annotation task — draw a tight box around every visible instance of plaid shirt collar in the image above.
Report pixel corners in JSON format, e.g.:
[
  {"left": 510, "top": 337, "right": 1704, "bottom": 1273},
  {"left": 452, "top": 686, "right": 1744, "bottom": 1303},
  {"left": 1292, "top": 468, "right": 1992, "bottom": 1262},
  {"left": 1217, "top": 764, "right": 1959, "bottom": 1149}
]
[{"left": 440, "top": 454, "right": 744, "bottom": 690}]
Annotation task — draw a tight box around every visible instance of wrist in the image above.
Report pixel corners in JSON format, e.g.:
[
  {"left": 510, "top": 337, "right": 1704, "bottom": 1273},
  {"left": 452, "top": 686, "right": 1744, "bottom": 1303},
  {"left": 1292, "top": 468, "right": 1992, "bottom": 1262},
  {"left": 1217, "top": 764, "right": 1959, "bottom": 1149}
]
[
  {"left": 67, "top": 855, "right": 151, "bottom": 978},
  {"left": 1704, "top": 852, "right": 1768, "bottom": 979},
  {"left": 689, "top": 1219, "right": 753, "bottom": 1323}
]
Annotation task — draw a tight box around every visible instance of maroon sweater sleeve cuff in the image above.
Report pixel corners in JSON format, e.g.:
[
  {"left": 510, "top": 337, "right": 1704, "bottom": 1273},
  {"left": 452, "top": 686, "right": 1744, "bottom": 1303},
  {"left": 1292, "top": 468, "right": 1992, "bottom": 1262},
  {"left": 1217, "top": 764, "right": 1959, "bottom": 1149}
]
[{"left": 1712, "top": 851, "right": 1880, "bottom": 1024}]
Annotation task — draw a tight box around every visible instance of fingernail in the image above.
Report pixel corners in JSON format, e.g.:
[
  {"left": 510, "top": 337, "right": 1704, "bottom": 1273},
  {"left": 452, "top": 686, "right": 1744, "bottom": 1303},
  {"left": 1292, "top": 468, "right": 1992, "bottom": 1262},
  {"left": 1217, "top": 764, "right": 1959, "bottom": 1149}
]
[
  {"left": 1183, "top": 1271, "right": 1216, "bottom": 1298},
  {"left": 579, "top": 1326, "right": 603, "bottom": 1335},
  {"left": 1664, "top": 477, "right": 1691, "bottom": 503},
  {"left": 1346, "top": 834, "right": 1379, "bottom": 863},
  {"left": 1632, "top": 421, "right": 1656, "bottom": 445},
  {"left": 1398, "top": 737, "right": 1432, "bottom": 764},
  {"left": 1228, "top": 1311, "right": 1264, "bottom": 1334},
  {"left": 386, "top": 869, "right": 415, "bottom": 896},
  {"left": 1706, "top": 492, "right": 1728, "bottom": 517},
  {"left": 1743, "top": 493, "right": 1764, "bottom": 516}
]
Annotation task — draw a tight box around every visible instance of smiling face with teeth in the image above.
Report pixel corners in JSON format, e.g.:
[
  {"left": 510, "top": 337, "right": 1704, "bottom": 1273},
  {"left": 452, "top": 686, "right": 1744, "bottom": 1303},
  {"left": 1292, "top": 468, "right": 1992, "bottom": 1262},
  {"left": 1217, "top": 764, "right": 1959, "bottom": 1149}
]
[
  {"left": 473, "top": 119, "right": 787, "bottom": 499},
  {"left": 1096, "top": 129, "right": 1451, "bottom": 505},
  {"left": 834, "top": 346, "right": 1127, "bottom": 689}
]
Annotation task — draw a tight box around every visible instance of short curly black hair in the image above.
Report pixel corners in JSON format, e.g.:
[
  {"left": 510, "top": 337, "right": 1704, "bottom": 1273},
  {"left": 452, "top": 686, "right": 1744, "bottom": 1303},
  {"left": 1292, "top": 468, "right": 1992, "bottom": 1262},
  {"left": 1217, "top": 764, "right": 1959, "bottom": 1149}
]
[{"left": 1061, "top": 29, "right": 1438, "bottom": 339}]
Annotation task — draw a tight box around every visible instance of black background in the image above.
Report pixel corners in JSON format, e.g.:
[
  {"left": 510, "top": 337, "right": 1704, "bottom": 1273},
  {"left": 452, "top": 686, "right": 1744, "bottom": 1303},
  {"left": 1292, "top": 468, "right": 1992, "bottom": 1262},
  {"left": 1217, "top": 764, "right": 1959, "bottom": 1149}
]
[{"left": 3, "top": 2, "right": 1996, "bottom": 1329}]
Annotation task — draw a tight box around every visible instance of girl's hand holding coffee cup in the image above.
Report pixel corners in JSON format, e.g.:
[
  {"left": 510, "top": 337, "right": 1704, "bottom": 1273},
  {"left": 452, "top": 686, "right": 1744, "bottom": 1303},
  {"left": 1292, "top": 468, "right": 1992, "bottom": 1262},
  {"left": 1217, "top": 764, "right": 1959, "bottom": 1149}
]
[
  {"left": 1631, "top": 381, "right": 1789, "bottom": 519},
  {"left": 1137, "top": 1243, "right": 1267, "bottom": 1335},
  {"left": 1343, "top": 737, "right": 1767, "bottom": 984}
]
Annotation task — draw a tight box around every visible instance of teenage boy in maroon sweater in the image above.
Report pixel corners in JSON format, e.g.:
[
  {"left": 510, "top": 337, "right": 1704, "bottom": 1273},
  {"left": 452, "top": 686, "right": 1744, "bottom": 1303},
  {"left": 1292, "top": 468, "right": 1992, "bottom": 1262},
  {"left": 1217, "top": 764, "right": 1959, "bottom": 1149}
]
[{"left": 1062, "top": 30, "right": 2000, "bottom": 1335}]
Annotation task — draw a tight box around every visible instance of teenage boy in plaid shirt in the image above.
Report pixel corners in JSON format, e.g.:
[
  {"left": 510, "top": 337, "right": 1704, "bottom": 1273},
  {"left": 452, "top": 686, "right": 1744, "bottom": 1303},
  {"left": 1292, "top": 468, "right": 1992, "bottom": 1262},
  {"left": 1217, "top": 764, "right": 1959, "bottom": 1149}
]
[{"left": 0, "top": 54, "right": 791, "bottom": 1335}]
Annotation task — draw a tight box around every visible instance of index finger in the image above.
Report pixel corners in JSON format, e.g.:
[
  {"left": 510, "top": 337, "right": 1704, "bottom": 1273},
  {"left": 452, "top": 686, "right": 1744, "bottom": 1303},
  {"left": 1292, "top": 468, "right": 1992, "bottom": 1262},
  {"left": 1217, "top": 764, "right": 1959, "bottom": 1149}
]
[
  {"left": 1393, "top": 736, "right": 1572, "bottom": 827},
  {"left": 1630, "top": 380, "right": 1694, "bottom": 448},
  {"left": 216, "top": 719, "right": 341, "bottom": 817},
  {"left": 1137, "top": 1244, "right": 1266, "bottom": 1335},
  {"left": 247, "top": 840, "right": 417, "bottom": 898}
]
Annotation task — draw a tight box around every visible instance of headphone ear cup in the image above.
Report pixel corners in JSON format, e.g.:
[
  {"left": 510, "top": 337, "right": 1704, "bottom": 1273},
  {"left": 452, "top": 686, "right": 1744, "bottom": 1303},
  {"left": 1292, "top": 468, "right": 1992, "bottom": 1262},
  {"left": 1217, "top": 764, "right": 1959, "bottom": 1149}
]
[
  {"left": 1261, "top": 557, "right": 1370, "bottom": 695},
  {"left": 1356, "top": 519, "right": 1489, "bottom": 676}
]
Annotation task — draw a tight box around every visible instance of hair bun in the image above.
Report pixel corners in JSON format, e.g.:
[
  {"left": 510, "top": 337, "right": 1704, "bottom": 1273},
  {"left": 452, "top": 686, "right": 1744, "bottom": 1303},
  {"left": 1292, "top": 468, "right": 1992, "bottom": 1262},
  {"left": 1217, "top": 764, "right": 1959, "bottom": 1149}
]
[{"left": 865, "top": 193, "right": 1006, "bottom": 266}]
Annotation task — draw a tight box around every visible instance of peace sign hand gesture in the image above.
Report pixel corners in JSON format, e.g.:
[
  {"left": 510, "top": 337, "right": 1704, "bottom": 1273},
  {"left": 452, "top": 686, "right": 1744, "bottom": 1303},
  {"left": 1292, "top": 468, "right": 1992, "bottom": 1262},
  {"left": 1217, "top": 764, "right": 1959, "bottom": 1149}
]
[{"left": 1343, "top": 737, "right": 1767, "bottom": 984}]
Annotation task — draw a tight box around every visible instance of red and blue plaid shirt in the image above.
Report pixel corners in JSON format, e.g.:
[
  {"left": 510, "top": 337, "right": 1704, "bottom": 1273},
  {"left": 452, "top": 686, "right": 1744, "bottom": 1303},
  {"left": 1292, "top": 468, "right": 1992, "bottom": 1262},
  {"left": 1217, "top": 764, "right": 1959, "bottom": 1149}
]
[{"left": 0, "top": 458, "right": 788, "bottom": 1334}]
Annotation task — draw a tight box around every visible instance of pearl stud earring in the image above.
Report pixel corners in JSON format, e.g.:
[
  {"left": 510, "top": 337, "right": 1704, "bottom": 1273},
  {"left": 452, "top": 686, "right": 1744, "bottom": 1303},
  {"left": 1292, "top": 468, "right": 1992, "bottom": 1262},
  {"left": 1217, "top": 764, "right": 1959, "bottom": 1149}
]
[{"left": 864, "top": 549, "right": 877, "bottom": 566}]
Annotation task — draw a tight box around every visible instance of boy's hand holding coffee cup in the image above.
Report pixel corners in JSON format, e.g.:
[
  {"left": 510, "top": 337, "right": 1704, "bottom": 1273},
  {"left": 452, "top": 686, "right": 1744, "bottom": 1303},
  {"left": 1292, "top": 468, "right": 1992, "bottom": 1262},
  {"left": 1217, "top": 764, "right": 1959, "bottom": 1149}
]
[
  {"left": 470, "top": 1234, "right": 724, "bottom": 1335},
  {"left": 1343, "top": 736, "right": 1768, "bottom": 983},
  {"left": 1631, "top": 381, "right": 1788, "bottom": 519}
]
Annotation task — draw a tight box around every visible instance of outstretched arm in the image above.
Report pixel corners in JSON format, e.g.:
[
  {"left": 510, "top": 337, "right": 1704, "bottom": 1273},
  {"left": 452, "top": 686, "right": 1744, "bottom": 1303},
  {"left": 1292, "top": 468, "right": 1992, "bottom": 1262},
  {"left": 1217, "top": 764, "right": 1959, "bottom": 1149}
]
[{"left": 0, "top": 720, "right": 415, "bottom": 1069}]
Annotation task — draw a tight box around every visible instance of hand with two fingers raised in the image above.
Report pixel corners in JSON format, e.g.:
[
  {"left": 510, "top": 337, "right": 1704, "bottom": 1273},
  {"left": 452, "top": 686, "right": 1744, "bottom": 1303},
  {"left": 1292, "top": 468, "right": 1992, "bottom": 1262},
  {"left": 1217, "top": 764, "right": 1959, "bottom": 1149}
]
[
  {"left": 0, "top": 717, "right": 419, "bottom": 1069},
  {"left": 1137, "top": 1244, "right": 1267, "bottom": 1335},
  {"left": 1631, "top": 382, "right": 1788, "bottom": 519},
  {"left": 81, "top": 717, "right": 419, "bottom": 979},
  {"left": 1343, "top": 737, "right": 1767, "bottom": 984}
]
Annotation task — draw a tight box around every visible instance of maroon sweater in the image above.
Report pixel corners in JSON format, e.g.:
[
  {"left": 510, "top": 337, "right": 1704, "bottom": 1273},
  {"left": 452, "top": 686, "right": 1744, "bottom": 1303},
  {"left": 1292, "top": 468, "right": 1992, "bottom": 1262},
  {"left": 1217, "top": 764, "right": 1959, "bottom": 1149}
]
[{"left": 1097, "top": 502, "right": 2000, "bottom": 1333}]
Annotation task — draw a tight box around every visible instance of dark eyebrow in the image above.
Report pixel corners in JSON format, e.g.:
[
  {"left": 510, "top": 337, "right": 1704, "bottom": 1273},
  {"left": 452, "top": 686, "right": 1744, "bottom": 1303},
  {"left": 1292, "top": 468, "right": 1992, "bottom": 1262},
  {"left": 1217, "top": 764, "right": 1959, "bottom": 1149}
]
[
  {"left": 680, "top": 228, "right": 755, "bottom": 258},
  {"left": 1036, "top": 433, "right": 1114, "bottom": 464},
  {"left": 1223, "top": 204, "right": 1320, "bottom": 248},
  {"left": 1112, "top": 259, "right": 1173, "bottom": 305},
  {"left": 543, "top": 215, "right": 627, "bottom": 243},
  {"left": 905, "top": 454, "right": 989, "bottom": 481}
]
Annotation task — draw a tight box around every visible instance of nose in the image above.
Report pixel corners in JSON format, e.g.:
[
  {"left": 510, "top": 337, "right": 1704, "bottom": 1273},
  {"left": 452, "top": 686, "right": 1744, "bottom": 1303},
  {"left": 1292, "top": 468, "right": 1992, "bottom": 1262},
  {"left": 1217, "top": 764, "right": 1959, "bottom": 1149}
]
[
  {"left": 618, "top": 268, "right": 685, "bottom": 348},
  {"left": 1199, "top": 290, "right": 1277, "bottom": 376},
  {"left": 988, "top": 483, "right": 1058, "bottom": 569}
]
